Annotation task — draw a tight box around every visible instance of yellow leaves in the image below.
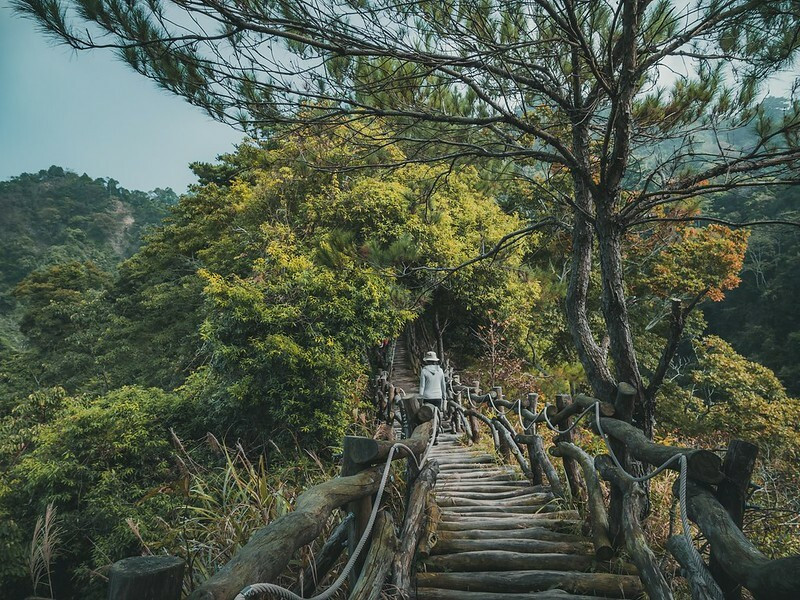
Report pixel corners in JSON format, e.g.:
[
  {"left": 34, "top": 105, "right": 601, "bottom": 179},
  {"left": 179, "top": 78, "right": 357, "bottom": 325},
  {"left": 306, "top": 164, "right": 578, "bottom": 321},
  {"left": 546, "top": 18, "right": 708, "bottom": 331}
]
[{"left": 647, "top": 224, "right": 749, "bottom": 301}]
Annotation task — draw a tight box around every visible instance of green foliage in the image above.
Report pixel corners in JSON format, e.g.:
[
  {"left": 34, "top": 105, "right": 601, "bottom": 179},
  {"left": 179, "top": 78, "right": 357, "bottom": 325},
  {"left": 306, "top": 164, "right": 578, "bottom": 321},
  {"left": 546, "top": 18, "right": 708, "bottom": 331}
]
[
  {"left": 0, "top": 128, "right": 541, "bottom": 597},
  {"left": 0, "top": 386, "right": 187, "bottom": 599},
  {"left": 659, "top": 336, "right": 800, "bottom": 460},
  {"left": 148, "top": 435, "right": 335, "bottom": 591},
  {"left": 0, "top": 166, "right": 174, "bottom": 313},
  {"left": 658, "top": 335, "right": 800, "bottom": 557},
  {"left": 659, "top": 335, "right": 800, "bottom": 454},
  {"left": 704, "top": 185, "right": 800, "bottom": 394}
]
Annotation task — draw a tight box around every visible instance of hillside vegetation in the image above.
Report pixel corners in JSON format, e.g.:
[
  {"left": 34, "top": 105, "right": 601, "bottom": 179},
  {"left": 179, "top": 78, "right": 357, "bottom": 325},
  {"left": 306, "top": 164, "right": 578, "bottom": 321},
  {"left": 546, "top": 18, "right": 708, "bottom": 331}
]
[
  {"left": 0, "top": 166, "right": 176, "bottom": 349},
  {"left": 0, "top": 130, "right": 540, "bottom": 599}
]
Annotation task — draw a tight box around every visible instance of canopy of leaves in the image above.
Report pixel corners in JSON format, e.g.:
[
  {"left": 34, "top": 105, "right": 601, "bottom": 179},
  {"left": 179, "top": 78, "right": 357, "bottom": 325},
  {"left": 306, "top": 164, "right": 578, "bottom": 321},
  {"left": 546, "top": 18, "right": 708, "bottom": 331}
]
[
  {"left": 0, "top": 167, "right": 175, "bottom": 352},
  {"left": 0, "top": 127, "right": 539, "bottom": 598},
  {"left": 704, "top": 185, "right": 800, "bottom": 394}
]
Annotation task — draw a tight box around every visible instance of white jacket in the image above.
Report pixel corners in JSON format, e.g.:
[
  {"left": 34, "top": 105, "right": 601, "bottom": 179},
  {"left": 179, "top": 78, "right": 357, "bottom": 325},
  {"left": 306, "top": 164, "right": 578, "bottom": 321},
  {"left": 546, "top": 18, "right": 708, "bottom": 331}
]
[{"left": 419, "top": 364, "right": 447, "bottom": 400}]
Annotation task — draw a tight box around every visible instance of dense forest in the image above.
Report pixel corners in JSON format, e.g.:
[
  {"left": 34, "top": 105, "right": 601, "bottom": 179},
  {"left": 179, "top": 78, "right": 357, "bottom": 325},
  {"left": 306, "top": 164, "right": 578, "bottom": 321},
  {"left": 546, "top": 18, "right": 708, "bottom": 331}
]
[
  {"left": 1, "top": 123, "right": 799, "bottom": 598},
  {"left": 0, "top": 167, "right": 176, "bottom": 352},
  {"left": 0, "top": 130, "right": 544, "bottom": 598},
  {"left": 6, "top": 0, "right": 800, "bottom": 597}
]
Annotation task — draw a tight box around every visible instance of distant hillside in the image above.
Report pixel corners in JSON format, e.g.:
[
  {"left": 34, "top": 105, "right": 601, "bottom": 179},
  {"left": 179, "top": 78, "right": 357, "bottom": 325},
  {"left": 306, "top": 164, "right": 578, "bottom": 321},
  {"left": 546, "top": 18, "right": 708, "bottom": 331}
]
[{"left": 0, "top": 166, "right": 176, "bottom": 344}]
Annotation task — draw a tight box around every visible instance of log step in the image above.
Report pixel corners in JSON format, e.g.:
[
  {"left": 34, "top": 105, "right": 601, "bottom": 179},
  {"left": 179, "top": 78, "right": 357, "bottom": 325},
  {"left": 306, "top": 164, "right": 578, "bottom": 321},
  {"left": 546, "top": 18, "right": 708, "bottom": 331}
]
[
  {"left": 430, "top": 538, "right": 593, "bottom": 556},
  {"left": 413, "top": 429, "right": 642, "bottom": 599},
  {"left": 435, "top": 488, "right": 552, "bottom": 500},
  {"left": 438, "top": 518, "right": 581, "bottom": 532},
  {"left": 416, "top": 570, "right": 643, "bottom": 597},
  {"left": 438, "top": 528, "right": 586, "bottom": 543},
  {"left": 416, "top": 588, "right": 618, "bottom": 600},
  {"left": 435, "top": 493, "right": 555, "bottom": 507},
  {"left": 439, "top": 507, "right": 576, "bottom": 517},
  {"left": 423, "top": 551, "right": 637, "bottom": 575}
]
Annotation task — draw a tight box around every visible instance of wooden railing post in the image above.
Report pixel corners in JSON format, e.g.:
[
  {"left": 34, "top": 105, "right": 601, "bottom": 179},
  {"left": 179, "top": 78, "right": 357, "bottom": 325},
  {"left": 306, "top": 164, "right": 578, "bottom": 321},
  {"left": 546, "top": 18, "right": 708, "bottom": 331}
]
[
  {"left": 492, "top": 386, "right": 512, "bottom": 461},
  {"left": 341, "top": 437, "right": 373, "bottom": 581},
  {"left": 555, "top": 394, "right": 586, "bottom": 502},
  {"left": 710, "top": 439, "right": 758, "bottom": 600},
  {"left": 608, "top": 382, "right": 637, "bottom": 549},
  {"left": 523, "top": 392, "right": 544, "bottom": 485},
  {"left": 108, "top": 556, "right": 184, "bottom": 600},
  {"left": 386, "top": 382, "right": 396, "bottom": 423},
  {"left": 469, "top": 380, "right": 481, "bottom": 443}
]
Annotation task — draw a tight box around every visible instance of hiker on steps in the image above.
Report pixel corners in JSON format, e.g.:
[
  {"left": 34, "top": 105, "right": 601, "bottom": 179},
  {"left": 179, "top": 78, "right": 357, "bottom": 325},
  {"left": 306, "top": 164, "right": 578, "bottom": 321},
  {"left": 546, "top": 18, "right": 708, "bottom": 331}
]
[{"left": 419, "top": 351, "right": 447, "bottom": 444}]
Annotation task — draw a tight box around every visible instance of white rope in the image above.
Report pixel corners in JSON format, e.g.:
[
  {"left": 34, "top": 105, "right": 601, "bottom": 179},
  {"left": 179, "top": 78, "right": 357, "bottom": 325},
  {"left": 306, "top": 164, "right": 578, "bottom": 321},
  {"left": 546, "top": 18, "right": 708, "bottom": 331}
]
[{"left": 234, "top": 409, "right": 440, "bottom": 600}]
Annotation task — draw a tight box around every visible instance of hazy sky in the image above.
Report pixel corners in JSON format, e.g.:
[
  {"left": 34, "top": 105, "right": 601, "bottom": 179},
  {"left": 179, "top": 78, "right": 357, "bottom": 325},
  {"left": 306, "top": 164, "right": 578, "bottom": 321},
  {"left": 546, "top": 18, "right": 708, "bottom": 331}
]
[{"left": 0, "top": 7, "right": 242, "bottom": 193}]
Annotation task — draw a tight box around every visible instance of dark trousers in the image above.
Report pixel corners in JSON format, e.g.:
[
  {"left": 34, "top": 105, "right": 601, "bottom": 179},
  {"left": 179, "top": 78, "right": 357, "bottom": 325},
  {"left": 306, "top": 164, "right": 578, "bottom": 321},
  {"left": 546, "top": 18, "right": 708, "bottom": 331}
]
[
  {"left": 422, "top": 398, "right": 442, "bottom": 411},
  {"left": 422, "top": 398, "right": 443, "bottom": 443}
]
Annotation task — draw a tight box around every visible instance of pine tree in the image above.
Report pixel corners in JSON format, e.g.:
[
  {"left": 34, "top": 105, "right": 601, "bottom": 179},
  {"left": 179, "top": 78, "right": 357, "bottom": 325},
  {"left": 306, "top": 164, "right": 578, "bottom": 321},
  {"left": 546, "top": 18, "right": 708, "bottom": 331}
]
[{"left": 16, "top": 0, "right": 800, "bottom": 434}]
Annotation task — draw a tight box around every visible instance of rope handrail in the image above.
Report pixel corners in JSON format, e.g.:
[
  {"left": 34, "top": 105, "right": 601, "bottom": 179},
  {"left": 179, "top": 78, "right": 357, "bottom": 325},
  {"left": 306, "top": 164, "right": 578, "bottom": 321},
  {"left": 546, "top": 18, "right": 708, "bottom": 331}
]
[
  {"left": 460, "top": 389, "right": 716, "bottom": 595},
  {"left": 533, "top": 398, "right": 715, "bottom": 595},
  {"left": 234, "top": 409, "right": 440, "bottom": 600}
]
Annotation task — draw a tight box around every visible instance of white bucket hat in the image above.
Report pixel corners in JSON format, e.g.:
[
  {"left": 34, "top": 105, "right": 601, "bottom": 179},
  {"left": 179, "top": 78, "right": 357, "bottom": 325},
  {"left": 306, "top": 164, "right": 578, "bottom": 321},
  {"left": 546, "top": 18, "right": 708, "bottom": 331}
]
[{"left": 423, "top": 351, "right": 440, "bottom": 363}]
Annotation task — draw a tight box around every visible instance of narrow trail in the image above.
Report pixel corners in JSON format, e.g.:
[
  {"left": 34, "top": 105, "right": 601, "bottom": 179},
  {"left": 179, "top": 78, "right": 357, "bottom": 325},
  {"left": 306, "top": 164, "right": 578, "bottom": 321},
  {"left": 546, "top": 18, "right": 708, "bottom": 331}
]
[
  {"left": 390, "top": 340, "right": 418, "bottom": 397},
  {"left": 393, "top": 339, "right": 643, "bottom": 599}
]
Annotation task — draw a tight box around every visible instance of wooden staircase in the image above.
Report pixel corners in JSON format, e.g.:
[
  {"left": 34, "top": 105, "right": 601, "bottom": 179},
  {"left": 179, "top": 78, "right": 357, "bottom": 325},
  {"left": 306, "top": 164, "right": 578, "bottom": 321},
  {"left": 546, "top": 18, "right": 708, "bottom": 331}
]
[
  {"left": 392, "top": 336, "right": 642, "bottom": 598},
  {"left": 413, "top": 435, "right": 644, "bottom": 600}
]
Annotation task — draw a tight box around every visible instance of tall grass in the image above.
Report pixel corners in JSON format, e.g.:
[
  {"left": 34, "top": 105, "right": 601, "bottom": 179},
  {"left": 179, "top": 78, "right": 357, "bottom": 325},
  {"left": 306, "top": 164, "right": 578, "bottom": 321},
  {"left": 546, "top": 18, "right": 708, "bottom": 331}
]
[
  {"left": 146, "top": 432, "right": 341, "bottom": 595},
  {"left": 29, "top": 503, "right": 62, "bottom": 599}
]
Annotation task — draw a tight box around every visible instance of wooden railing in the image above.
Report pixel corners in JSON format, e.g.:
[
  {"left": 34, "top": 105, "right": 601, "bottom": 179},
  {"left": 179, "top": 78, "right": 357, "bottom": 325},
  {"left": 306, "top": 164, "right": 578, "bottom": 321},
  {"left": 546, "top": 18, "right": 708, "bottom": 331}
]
[
  {"left": 106, "top": 351, "right": 442, "bottom": 600},
  {"left": 106, "top": 348, "right": 800, "bottom": 600},
  {"left": 446, "top": 381, "right": 800, "bottom": 600}
]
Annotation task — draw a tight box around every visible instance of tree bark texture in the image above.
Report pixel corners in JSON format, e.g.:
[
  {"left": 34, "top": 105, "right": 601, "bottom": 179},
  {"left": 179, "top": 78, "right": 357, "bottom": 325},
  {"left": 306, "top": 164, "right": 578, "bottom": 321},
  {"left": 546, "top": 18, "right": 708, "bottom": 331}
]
[
  {"left": 290, "top": 514, "right": 353, "bottom": 597},
  {"left": 549, "top": 442, "right": 612, "bottom": 561},
  {"left": 677, "top": 478, "right": 800, "bottom": 600},
  {"left": 348, "top": 511, "right": 396, "bottom": 600},
  {"left": 666, "top": 535, "right": 724, "bottom": 600},
  {"left": 710, "top": 440, "right": 758, "bottom": 600},
  {"left": 392, "top": 460, "right": 439, "bottom": 599},
  {"left": 595, "top": 455, "right": 672, "bottom": 600},
  {"left": 108, "top": 556, "right": 184, "bottom": 600}
]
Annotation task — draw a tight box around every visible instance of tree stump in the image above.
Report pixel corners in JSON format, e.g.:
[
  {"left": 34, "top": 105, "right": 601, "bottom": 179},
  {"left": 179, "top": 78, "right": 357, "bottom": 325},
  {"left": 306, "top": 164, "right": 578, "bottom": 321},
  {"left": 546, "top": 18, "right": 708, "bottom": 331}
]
[{"left": 108, "top": 556, "right": 184, "bottom": 600}]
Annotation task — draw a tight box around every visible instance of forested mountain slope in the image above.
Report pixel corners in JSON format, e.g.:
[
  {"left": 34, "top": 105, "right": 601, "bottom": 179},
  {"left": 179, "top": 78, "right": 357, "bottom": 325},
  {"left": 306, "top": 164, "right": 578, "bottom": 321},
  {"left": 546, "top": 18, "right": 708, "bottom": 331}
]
[
  {"left": 704, "top": 185, "right": 800, "bottom": 394},
  {"left": 0, "top": 166, "right": 176, "bottom": 347}
]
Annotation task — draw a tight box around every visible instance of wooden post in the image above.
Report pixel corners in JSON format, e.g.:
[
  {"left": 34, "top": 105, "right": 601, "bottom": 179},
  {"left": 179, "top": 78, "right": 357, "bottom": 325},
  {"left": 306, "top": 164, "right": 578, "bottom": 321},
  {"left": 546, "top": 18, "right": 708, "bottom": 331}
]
[
  {"left": 386, "top": 383, "right": 396, "bottom": 423},
  {"left": 347, "top": 511, "right": 397, "bottom": 600},
  {"left": 710, "top": 440, "right": 758, "bottom": 600},
  {"left": 596, "top": 455, "right": 673, "bottom": 600},
  {"left": 342, "top": 437, "right": 373, "bottom": 581},
  {"left": 678, "top": 477, "right": 800, "bottom": 600},
  {"left": 392, "top": 461, "right": 439, "bottom": 599},
  {"left": 667, "top": 535, "right": 725, "bottom": 600},
  {"left": 401, "top": 395, "right": 420, "bottom": 439},
  {"left": 524, "top": 393, "right": 544, "bottom": 485},
  {"left": 469, "top": 380, "right": 481, "bottom": 443},
  {"left": 608, "top": 382, "right": 636, "bottom": 549},
  {"left": 452, "top": 375, "right": 462, "bottom": 433},
  {"left": 549, "top": 442, "right": 613, "bottom": 561},
  {"left": 108, "top": 556, "right": 184, "bottom": 600},
  {"left": 530, "top": 433, "right": 566, "bottom": 498},
  {"left": 554, "top": 394, "right": 586, "bottom": 502},
  {"left": 290, "top": 514, "right": 353, "bottom": 597},
  {"left": 492, "top": 386, "right": 512, "bottom": 461},
  {"left": 494, "top": 419, "right": 532, "bottom": 478}
]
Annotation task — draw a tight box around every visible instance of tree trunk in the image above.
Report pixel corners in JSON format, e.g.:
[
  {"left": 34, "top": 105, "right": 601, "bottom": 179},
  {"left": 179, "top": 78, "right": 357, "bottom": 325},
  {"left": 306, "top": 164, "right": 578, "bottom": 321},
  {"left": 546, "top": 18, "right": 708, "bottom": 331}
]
[
  {"left": 594, "top": 212, "right": 649, "bottom": 436},
  {"left": 710, "top": 440, "right": 759, "bottom": 600}
]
